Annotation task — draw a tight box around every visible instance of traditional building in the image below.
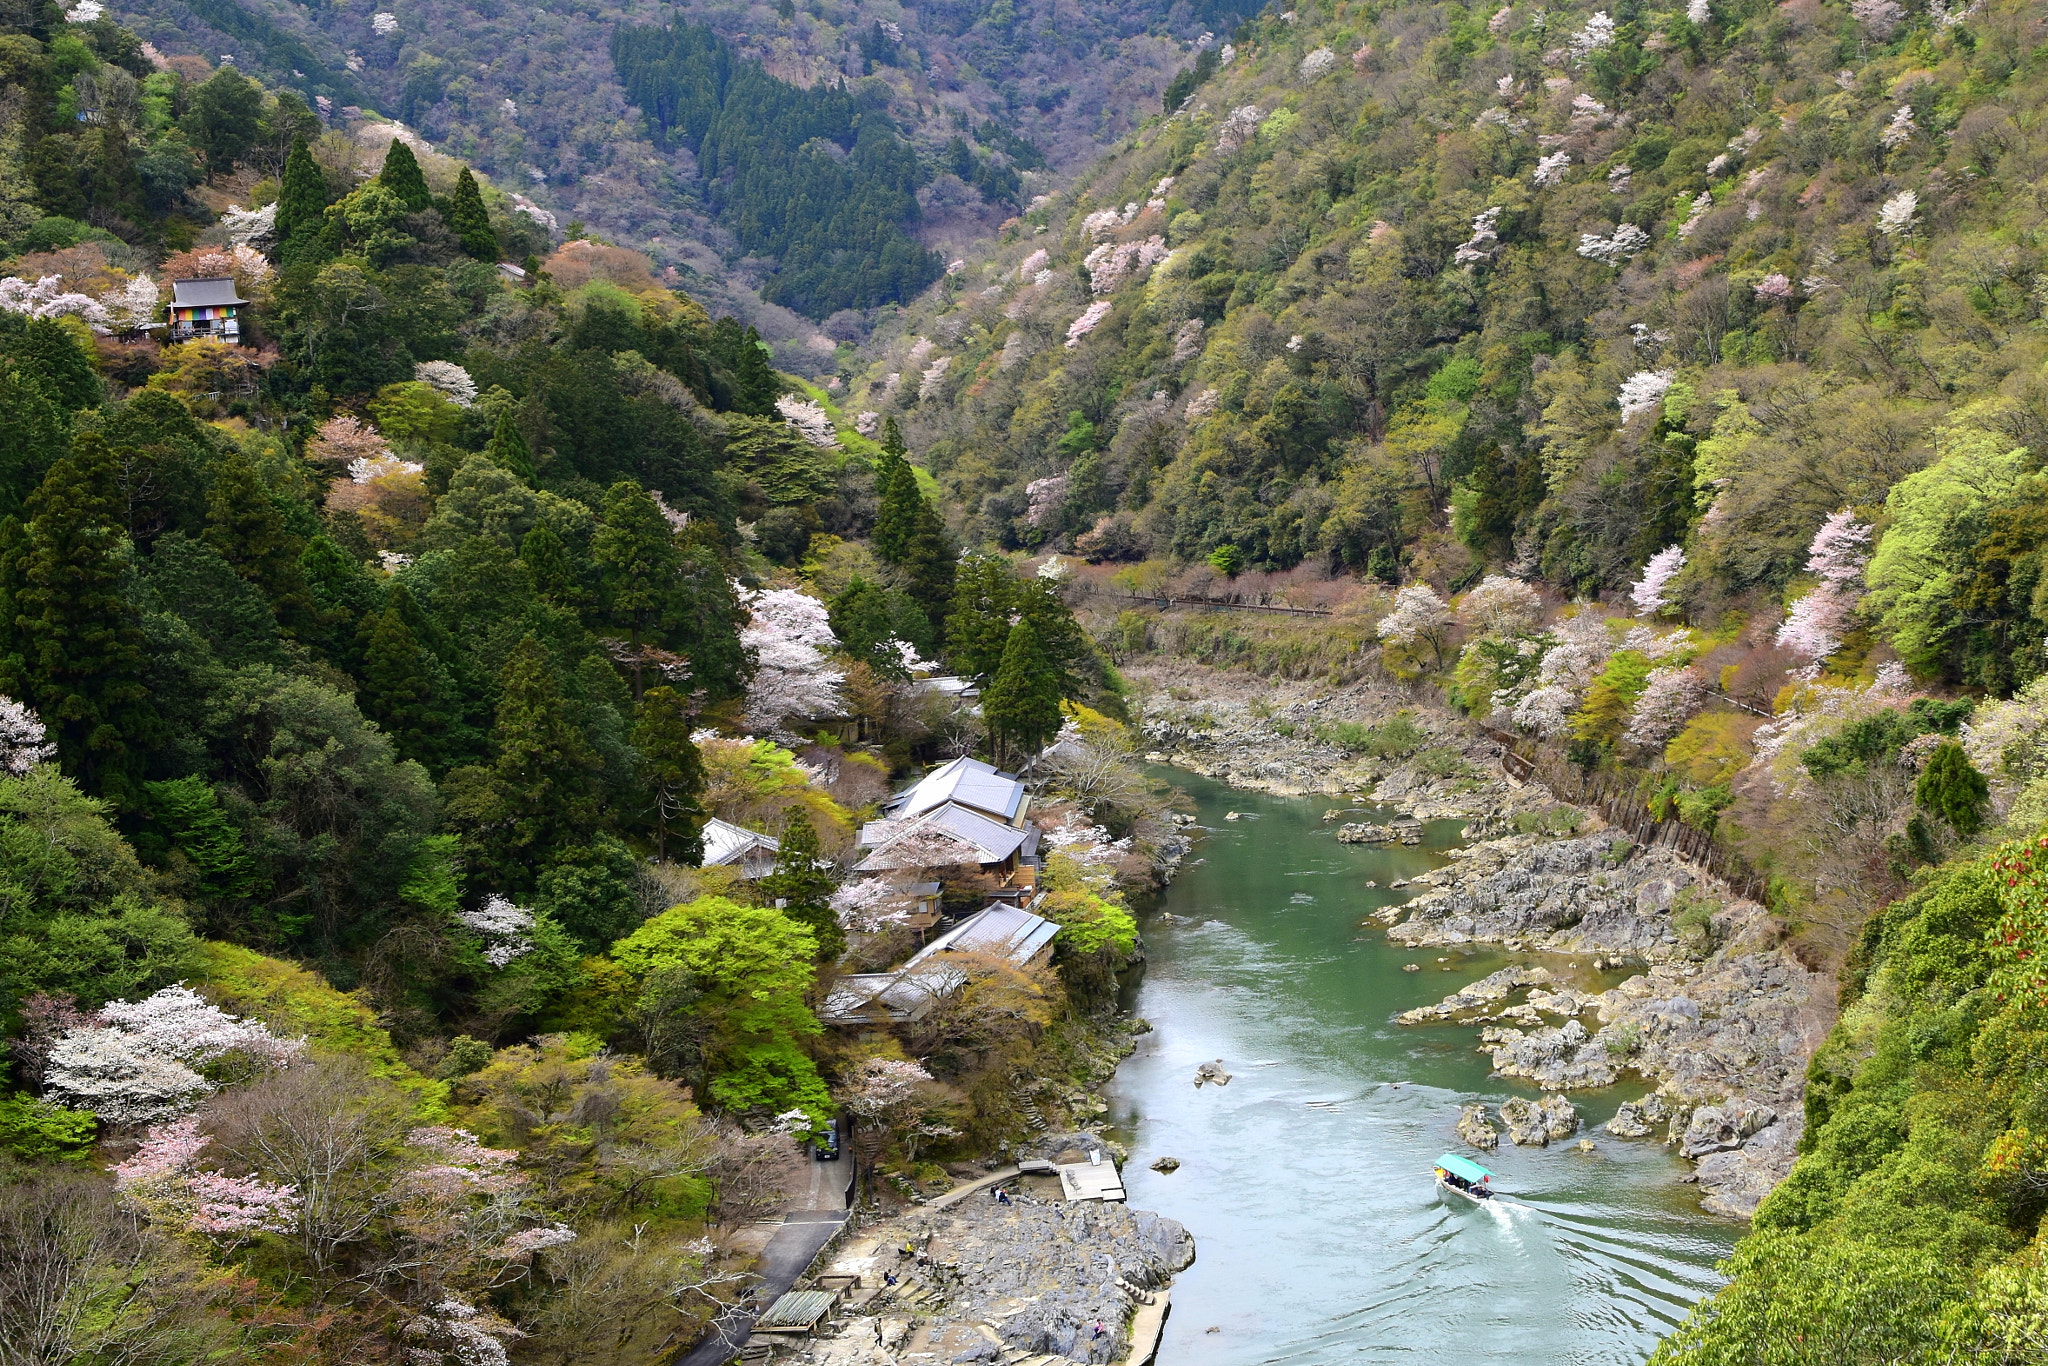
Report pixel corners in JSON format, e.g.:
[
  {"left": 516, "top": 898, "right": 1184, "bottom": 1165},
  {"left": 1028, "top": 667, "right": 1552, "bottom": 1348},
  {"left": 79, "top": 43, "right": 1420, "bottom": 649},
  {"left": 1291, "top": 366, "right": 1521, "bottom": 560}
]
[
  {"left": 821, "top": 902, "right": 1060, "bottom": 1025},
  {"left": 166, "top": 277, "right": 249, "bottom": 342},
  {"left": 699, "top": 817, "right": 781, "bottom": 879}
]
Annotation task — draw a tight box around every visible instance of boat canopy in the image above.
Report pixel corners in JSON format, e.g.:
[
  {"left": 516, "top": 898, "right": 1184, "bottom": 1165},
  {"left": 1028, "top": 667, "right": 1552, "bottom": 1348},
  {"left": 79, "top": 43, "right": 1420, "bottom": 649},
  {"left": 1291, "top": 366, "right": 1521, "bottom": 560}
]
[{"left": 1435, "top": 1153, "right": 1495, "bottom": 1184}]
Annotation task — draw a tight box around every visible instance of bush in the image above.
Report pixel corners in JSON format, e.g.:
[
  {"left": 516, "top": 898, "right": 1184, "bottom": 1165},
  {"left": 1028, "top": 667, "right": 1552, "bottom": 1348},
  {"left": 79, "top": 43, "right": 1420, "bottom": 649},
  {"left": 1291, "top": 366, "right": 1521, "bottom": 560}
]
[
  {"left": 1317, "top": 713, "right": 1425, "bottom": 757},
  {"left": 0, "top": 1090, "right": 97, "bottom": 1159}
]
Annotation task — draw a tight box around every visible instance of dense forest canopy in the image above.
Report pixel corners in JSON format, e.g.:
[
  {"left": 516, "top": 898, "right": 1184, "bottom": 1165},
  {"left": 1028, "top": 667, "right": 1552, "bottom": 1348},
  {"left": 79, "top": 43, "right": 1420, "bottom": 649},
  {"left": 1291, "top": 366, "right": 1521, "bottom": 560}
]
[{"left": 612, "top": 18, "right": 943, "bottom": 317}]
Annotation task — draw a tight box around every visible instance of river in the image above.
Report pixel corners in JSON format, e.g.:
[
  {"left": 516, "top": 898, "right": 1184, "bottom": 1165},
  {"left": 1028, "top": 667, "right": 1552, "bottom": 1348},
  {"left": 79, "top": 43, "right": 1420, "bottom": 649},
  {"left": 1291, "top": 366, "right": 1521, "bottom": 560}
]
[{"left": 1109, "top": 770, "right": 1740, "bottom": 1365}]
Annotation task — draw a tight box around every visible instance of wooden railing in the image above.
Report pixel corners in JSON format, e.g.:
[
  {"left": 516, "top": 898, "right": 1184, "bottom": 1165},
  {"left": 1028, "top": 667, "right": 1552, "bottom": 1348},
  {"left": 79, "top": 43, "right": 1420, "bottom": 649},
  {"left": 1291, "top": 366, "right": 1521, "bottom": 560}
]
[{"left": 1067, "top": 587, "right": 1335, "bottom": 617}]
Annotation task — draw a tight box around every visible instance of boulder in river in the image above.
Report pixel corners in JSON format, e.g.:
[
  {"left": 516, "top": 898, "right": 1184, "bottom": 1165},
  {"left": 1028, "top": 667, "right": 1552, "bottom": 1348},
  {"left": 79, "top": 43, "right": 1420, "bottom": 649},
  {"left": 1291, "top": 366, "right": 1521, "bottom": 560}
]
[
  {"left": 1680, "top": 1103, "right": 1778, "bottom": 1158},
  {"left": 1338, "top": 823, "right": 1396, "bottom": 844},
  {"left": 1456, "top": 1103, "right": 1499, "bottom": 1149},
  {"left": 1194, "top": 1060, "right": 1232, "bottom": 1087},
  {"left": 1499, "top": 1094, "right": 1580, "bottom": 1146},
  {"left": 1605, "top": 1094, "right": 1671, "bottom": 1138},
  {"left": 1151, "top": 1156, "right": 1181, "bottom": 1173}
]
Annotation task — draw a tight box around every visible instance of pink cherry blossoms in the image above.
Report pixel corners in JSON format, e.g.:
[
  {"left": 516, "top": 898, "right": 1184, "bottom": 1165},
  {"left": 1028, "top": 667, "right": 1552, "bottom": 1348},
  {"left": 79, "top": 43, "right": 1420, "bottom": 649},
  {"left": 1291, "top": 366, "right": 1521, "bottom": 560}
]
[
  {"left": 114, "top": 1117, "right": 302, "bottom": 1239},
  {"left": 1458, "top": 575, "right": 1542, "bottom": 635},
  {"left": 1774, "top": 510, "right": 1872, "bottom": 662},
  {"left": 739, "top": 587, "right": 845, "bottom": 734},
  {"left": 1629, "top": 545, "right": 1687, "bottom": 616},
  {"left": 0, "top": 694, "right": 54, "bottom": 775},
  {"left": 1065, "top": 301, "right": 1114, "bottom": 348},
  {"left": 1083, "top": 236, "right": 1169, "bottom": 294},
  {"left": 1622, "top": 666, "right": 1708, "bottom": 749}
]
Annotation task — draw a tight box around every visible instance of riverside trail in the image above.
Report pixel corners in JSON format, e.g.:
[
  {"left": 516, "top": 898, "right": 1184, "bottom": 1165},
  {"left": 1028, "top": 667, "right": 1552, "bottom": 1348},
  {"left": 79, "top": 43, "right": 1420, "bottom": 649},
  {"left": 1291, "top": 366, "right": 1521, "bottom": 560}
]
[{"left": 1107, "top": 769, "right": 1741, "bottom": 1365}]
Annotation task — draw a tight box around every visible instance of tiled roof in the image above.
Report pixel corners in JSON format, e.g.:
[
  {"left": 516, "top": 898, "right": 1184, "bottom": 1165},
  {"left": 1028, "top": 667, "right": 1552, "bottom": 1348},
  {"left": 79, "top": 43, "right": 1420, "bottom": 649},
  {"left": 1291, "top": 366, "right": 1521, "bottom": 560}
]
[
  {"left": 700, "top": 816, "right": 779, "bottom": 866},
  {"left": 854, "top": 802, "right": 1030, "bottom": 872},
  {"left": 883, "top": 755, "right": 1024, "bottom": 822},
  {"left": 169, "top": 277, "right": 247, "bottom": 307}
]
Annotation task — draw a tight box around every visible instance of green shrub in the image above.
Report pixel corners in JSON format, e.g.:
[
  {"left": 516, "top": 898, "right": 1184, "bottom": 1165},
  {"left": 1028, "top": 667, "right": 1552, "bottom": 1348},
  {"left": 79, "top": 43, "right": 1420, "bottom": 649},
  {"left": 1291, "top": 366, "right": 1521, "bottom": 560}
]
[{"left": 0, "top": 1091, "right": 97, "bottom": 1160}]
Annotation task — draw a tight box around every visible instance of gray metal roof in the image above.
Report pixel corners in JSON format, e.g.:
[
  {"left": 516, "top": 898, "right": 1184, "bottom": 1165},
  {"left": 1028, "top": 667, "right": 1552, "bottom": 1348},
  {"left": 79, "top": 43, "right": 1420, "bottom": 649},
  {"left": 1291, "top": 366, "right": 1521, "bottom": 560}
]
[
  {"left": 169, "top": 277, "right": 247, "bottom": 307},
  {"left": 700, "top": 816, "right": 779, "bottom": 867},
  {"left": 905, "top": 902, "right": 1059, "bottom": 969},
  {"left": 754, "top": 1289, "right": 836, "bottom": 1331},
  {"left": 884, "top": 755, "right": 1023, "bottom": 822},
  {"left": 854, "top": 802, "right": 1030, "bottom": 872}
]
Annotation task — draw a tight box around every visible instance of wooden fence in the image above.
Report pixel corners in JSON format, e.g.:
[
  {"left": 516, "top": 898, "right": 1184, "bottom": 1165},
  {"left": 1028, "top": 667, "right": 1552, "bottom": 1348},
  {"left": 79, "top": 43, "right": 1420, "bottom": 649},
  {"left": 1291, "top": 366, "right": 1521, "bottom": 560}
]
[{"left": 1481, "top": 728, "right": 1769, "bottom": 905}]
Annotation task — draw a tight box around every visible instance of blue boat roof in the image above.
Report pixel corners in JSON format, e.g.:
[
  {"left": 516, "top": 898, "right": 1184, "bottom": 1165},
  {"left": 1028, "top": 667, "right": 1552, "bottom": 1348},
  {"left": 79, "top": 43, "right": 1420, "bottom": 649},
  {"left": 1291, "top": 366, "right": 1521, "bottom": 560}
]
[{"left": 1436, "top": 1153, "right": 1495, "bottom": 1183}]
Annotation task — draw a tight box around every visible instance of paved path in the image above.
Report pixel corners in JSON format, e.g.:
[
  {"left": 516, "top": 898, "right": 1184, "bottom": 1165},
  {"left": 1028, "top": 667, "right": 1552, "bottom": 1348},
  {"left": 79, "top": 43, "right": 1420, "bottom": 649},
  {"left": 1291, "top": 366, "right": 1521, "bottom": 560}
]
[{"left": 677, "top": 1209, "right": 849, "bottom": 1366}]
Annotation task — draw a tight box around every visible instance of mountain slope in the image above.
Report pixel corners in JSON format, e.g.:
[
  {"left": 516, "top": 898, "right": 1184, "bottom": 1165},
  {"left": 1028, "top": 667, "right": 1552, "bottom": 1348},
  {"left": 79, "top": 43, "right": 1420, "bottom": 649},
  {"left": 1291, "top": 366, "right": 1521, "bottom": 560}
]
[
  {"left": 871, "top": 0, "right": 2048, "bottom": 669},
  {"left": 102, "top": 0, "right": 1251, "bottom": 365}
]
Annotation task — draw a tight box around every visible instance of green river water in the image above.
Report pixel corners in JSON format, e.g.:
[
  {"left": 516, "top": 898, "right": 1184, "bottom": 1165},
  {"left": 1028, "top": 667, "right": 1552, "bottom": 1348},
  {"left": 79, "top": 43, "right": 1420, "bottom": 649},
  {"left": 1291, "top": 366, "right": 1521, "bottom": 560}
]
[{"left": 1108, "top": 769, "right": 1742, "bottom": 1365}]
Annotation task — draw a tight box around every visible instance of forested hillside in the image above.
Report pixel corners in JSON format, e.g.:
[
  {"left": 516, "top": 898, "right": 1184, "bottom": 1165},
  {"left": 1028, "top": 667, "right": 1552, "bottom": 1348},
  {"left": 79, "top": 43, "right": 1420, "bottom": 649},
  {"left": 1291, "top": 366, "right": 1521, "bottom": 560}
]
[
  {"left": 0, "top": 3, "right": 1159, "bottom": 1357},
  {"left": 857, "top": 0, "right": 2048, "bottom": 1350},
  {"left": 92, "top": 0, "right": 1251, "bottom": 367}
]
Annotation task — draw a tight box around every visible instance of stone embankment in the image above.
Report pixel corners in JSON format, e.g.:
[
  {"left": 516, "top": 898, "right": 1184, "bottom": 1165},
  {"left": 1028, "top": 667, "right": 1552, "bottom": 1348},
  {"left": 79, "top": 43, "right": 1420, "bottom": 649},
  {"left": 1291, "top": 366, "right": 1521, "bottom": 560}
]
[
  {"left": 1127, "top": 663, "right": 1834, "bottom": 1219},
  {"left": 1381, "top": 831, "right": 1832, "bottom": 1217},
  {"left": 757, "top": 1137, "right": 1193, "bottom": 1366}
]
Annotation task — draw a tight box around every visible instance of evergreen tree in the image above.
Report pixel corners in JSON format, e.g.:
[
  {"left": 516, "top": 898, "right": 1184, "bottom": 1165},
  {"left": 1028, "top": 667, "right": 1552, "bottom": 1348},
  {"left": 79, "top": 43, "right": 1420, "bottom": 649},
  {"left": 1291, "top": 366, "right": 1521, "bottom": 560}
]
[
  {"left": 376, "top": 138, "right": 433, "bottom": 213},
  {"left": 1917, "top": 740, "right": 1990, "bottom": 838},
  {"left": 483, "top": 407, "right": 535, "bottom": 480},
  {"left": 276, "top": 135, "right": 329, "bottom": 251},
  {"left": 299, "top": 534, "right": 381, "bottom": 666},
  {"left": 633, "top": 685, "right": 707, "bottom": 865},
  {"left": 0, "top": 433, "right": 158, "bottom": 805},
  {"left": 981, "top": 618, "right": 1063, "bottom": 768},
  {"left": 520, "top": 523, "right": 581, "bottom": 608},
  {"left": 447, "top": 167, "right": 497, "bottom": 261},
  {"left": 946, "top": 554, "right": 1019, "bottom": 684},
  {"left": 669, "top": 541, "right": 751, "bottom": 702},
  {"left": 870, "top": 419, "right": 914, "bottom": 563},
  {"left": 203, "top": 449, "right": 311, "bottom": 632},
  {"left": 829, "top": 575, "right": 898, "bottom": 670},
  {"left": 1013, "top": 577, "right": 1092, "bottom": 701},
  {"left": 0, "top": 366, "right": 67, "bottom": 520},
  {"left": 451, "top": 635, "right": 604, "bottom": 887},
  {"left": 357, "top": 584, "right": 460, "bottom": 773},
  {"left": 899, "top": 494, "right": 957, "bottom": 641},
  {"left": 758, "top": 811, "right": 841, "bottom": 962},
  {"left": 594, "top": 481, "right": 679, "bottom": 694}
]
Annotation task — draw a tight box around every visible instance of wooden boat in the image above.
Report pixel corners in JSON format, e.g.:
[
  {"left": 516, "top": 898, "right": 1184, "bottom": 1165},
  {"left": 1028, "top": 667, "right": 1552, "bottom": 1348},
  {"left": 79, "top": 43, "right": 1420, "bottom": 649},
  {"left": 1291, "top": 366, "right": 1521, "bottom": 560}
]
[{"left": 1434, "top": 1151, "right": 1497, "bottom": 1202}]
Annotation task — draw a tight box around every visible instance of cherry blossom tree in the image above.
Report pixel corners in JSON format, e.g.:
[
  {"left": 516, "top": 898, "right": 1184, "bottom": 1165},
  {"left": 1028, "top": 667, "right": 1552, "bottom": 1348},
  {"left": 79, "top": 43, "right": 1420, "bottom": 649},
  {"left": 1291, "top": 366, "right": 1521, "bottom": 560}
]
[
  {"left": 1623, "top": 666, "right": 1708, "bottom": 749},
  {"left": 1617, "top": 370, "right": 1676, "bottom": 423},
  {"left": 415, "top": 361, "right": 478, "bottom": 406},
  {"left": 113, "top": 1117, "right": 301, "bottom": 1241},
  {"left": 1458, "top": 575, "right": 1542, "bottom": 636},
  {"left": 1065, "top": 302, "right": 1113, "bottom": 348},
  {"left": 0, "top": 695, "right": 55, "bottom": 775},
  {"left": 43, "top": 985, "right": 303, "bottom": 1122},
  {"left": 774, "top": 394, "right": 839, "bottom": 448},
  {"left": 739, "top": 587, "right": 845, "bottom": 734},
  {"left": 0, "top": 275, "right": 112, "bottom": 330},
  {"left": 457, "top": 896, "right": 538, "bottom": 967},
  {"left": 1376, "top": 584, "right": 1455, "bottom": 667},
  {"left": 1775, "top": 510, "right": 1873, "bottom": 662},
  {"left": 1629, "top": 545, "right": 1687, "bottom": 615},
  {"left": 306, "top": 414, "right": 392, "bottom": 465}
]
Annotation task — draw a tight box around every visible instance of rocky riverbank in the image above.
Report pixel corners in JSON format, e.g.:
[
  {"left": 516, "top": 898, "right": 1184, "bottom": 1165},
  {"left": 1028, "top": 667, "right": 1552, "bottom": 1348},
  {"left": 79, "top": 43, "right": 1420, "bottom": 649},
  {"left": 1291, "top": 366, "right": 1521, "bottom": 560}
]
[
  {"left": 1126, "top": 663, "right": 1834, "bottom": 1219},
  {"left": 1380, "top": 831, "right": 1834, "bottom": 1216},
  {"left": 744, "top": 1135, "right": 1193, "bottom": 1366}
]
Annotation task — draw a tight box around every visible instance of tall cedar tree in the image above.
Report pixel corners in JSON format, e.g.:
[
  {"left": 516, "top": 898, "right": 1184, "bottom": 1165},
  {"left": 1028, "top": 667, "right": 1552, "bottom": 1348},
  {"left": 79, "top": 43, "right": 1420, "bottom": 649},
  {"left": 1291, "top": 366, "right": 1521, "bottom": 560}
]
[
  {"left": 0, "top": 367, "right": 67, "bottom": 519},
  {"left": 376, "top": 138, "right": 433, "bottom": 213},
  {"left": 484, "top": 407, "right": 536, "bottom": 480},
  {"left": 633, "top": 686, "right": 707, "bottom": 864},
  {"left": 899, "top": 493, "right": 956, "bottom": 638},
  {"left": 594, "top": 481, "right": 678, "bottom": 694},
  {"left": 276, "top": 136, "right": 328, "bottom": 248},
  {"left": 519, "top": 523, "right": 580, "bottom": 608},
  {"left": 759, "top": 811, "right": 842, "bottom": 961},
  {"left": 448, "top": 167, "right": 497, "bottom": 262},
  {"left": 946, "top": 554, "right": 1018, "bottom": 683},
  {"left": 0, "top": 433, "right": 159, "bottom": 804},
  {"left": 461, "top": 635, "right": 604, "bottom": 887},
  {"left": 982, "top": 618, "right": 1063, "bottom": 767},
  {"left": 870, "top": 418, "right": 914, "bottom": 563},
  {"left": 203, "top": 449, "right": 312, "bottom": 635},
  {"left": 356, "top": 583, "right": 461, "bottom": 773}
]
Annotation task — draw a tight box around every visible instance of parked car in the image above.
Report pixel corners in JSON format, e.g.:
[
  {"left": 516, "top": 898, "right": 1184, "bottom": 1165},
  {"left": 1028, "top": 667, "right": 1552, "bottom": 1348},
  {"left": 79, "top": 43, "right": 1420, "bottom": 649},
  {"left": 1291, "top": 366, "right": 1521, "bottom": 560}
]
[{"left": 813, "top": 1125, "right": 841, "bottom": 1161}]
